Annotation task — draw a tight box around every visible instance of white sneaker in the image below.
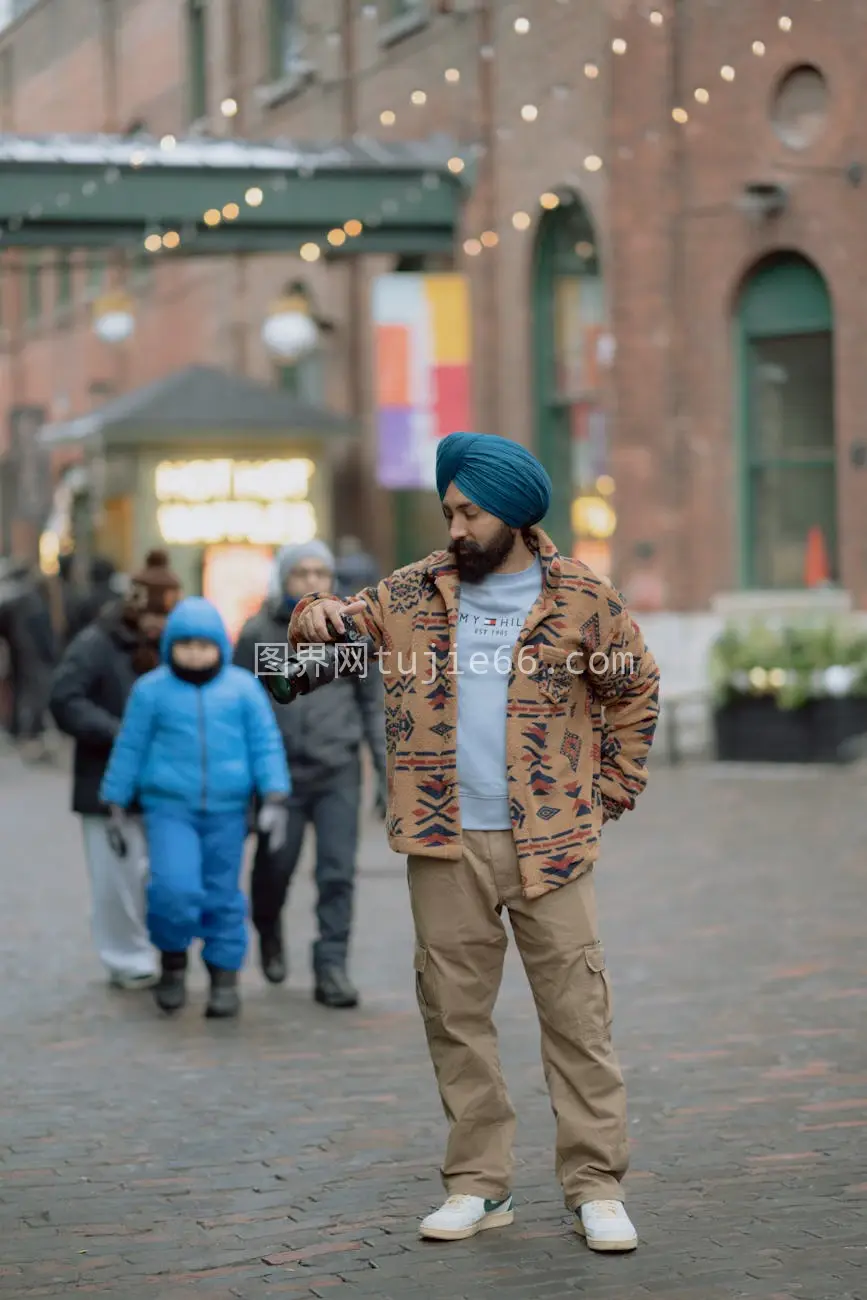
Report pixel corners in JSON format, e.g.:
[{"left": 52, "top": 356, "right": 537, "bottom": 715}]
[
  {"left": 575, "top": 1199, "right": 638, "bottom": 1252},
  {"left": 419, "top": 1193, "right": 514, "bottom": 1241}
]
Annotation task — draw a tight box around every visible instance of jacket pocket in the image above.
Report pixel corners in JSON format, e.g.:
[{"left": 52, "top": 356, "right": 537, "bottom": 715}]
[{"left": 536, "top": 647, "right": 575, "bottom": 707}]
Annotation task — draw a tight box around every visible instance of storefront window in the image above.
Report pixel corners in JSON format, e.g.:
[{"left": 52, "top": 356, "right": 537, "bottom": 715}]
[{"left": 533, "top": 197, "right": 614, "bottom": 572}]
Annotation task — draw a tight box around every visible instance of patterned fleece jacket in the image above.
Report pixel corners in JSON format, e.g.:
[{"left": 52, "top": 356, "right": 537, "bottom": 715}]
[{"left": 289, "top": 528, "right": 660, "bottom": 899}]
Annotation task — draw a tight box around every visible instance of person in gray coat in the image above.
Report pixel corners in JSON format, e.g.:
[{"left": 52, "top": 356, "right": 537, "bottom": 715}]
[{"left": 233, "top": 539, "right": 387, "bottom": 1009}]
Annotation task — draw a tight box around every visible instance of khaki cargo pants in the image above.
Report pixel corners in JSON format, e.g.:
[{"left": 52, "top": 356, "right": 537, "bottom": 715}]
[{"left": 407, "top": 829, "right": 629, "bottom": 1208}]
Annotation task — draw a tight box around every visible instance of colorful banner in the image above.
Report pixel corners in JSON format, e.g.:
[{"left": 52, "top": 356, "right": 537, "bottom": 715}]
[{"left": 372, "top": 273, "right": 472, "bottom": 490}]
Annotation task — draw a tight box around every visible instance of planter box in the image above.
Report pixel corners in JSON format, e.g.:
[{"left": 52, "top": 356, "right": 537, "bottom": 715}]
[{"left": 714, "top": 695, "right": 867, "bottom": 763}]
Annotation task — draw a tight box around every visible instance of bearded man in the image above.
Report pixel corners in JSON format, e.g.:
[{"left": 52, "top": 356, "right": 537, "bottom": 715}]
[{"left": 289, "top": 432, "right": 660, "bottom": 1252}]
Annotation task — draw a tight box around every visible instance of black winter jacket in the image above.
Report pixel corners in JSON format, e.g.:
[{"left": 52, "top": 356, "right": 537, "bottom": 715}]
[
  {"left": 49, "top": 607, "right": 141, "bottom": 815},
  {"left": 234, "top": 598, "right": 387, "bottom": 791}
]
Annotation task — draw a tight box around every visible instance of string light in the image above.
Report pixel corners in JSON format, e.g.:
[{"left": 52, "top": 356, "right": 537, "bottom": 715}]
[
  {"left": 160, "top": 135, "right": 176, "bottom": 150},
  {"left": 540, "top": 192, "right": 560, "bottom": 209},
  {"left": 162, "top": 230, "right": 180, "bottom": 249},
  {"left": 130, "top": 150, "right": 146, "bottom": 168},
  {"left": 222, "top": 202, "right": 239, "bottom": 220},
  {"left": 327, "top": 228, "right": 346, "bottom": 246},
  {"left": 380, "top": 110, "right": 396, "bottom": 126},
  {"left": 752, "top": 40, "right": 766, "bottom": 55},
  {"left": 144, "top": 233, "right": 162, "bottom": 252},
  {"left": 203, "top": 209, "right": 221, "bottom": 227},
  {"left": 299, "top": 243, "right": 320, "bottom": 262},
  {"left": 344, "top": 219, "right": 363, "bottom": 236},
  {"left": 447, "top": 156, "right": 465, "bottom": 173},
  {"left": 721, "top": 65, "right": 735, "bottom": 81},
  {"left": 245, "top": 187, "right": 263, "bottom": 206},
  {"left": 583, "top": 155, "right": 603, "bottom": 172},
  {"left": 444, "top": 67, "right": 460, "bottom": 83},
  {"left": 514, "top": 17, "right": 530, "bottom": 33},
  {"left": 463, "top": 238, "right": 482, "bottom": 256},
  {"left": 521, "top": 104, "right": 539, "bottom": 122},
  {"left": 612, "top": 38, "right": 627, "bottom": 54},
  {"left": 220, "top": 97, "right": 238, "bottom": 118},
  {"left": 778, "top": 15, "right": 792, "bottom": 30},
  {"left": 649, "top": 10, "right": 663, "bottom": 24},
  {"left": 584, "top": 62, "right": 599, "bottom": 79},
  {"left": 694, "top": 87, "right": 709, "bottom": 103},
  {"left": 480, "top": 230, "right": 499, "bottom": 247},
  {"left": 411, "top": 90, "right": 427, "bottom": 105},
  {"left": 672, "top": 107, "right": 688, "bottom": 123},
  {"left": 512, "top": 211, "right": 531, "bottom": 230}
]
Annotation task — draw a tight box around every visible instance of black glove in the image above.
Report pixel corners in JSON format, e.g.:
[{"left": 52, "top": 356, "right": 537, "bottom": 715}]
[
  {"left": 106, "top": 806, "right": 128, "bottom": 858},
  {"left": 258, "top": 795, "right": 288, "bottom": 852}
]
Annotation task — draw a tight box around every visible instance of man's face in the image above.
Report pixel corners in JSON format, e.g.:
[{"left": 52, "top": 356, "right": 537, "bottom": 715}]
[
  {"left": 172, "top": 638, "right": 220, "bottom": 670},
  {"left": 139, "top": 612, "right": 167, "bottom": 642},
  {"left": 442, "top": 483, "right": 517, "bottom": 583},
  {"left": 284, "top": 560, "right": 334, "bottom": 600}
]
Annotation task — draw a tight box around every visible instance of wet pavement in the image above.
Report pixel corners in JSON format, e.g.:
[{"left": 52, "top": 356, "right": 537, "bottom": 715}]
[{"left": 1, "top": 743, "right": 866, "bottom": 1299}]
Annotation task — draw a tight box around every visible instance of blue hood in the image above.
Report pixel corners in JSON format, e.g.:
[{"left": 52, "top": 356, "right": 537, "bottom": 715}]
[{"left": 160, "top": 597, "right": 231, "bottom": 664}]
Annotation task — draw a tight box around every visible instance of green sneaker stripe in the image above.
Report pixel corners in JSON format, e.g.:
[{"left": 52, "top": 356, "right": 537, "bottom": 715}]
[{"left": 484, "top": 1195, "right": 512, "bottom": 1212}]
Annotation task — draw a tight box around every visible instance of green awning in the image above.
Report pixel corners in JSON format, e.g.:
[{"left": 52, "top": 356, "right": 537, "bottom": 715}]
[{"left": 0, "top": 133, "right": 466, "bottom": 256}]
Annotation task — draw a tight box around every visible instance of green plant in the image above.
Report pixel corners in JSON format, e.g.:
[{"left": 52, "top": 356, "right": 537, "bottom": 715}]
[{"left": 708, "top": 619, "right": 867, "bottom": 710}]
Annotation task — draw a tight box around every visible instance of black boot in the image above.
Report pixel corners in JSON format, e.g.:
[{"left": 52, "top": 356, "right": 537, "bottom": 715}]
[
  {"left": 205, "top": 964, "right": 240, "bottom": 1019},
  {"left": 314, "top": 966, "right": 359, "bottom": 1009},
  {"left": 154, "top": 951, "right": 187, "bottom": 1013},
  {"left": 259, "top": 930, "right": 287, "bottom": 985}
]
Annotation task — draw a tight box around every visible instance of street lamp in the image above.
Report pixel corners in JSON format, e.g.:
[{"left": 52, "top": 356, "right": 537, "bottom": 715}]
[
  {"left": 92, "top": 290, "right": 135, "bottom": 344},
  {"left": 260, "top": 282, "right": 320, "bottom": 361}
]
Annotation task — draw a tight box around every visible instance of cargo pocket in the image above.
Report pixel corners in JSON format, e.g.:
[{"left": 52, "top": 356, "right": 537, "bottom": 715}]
[
  {"left": 414, "top": 944, "right": 436, "bottom": 1021},
  {"left": 581, "top": 941, "right": 613, "bottom": 1042}
]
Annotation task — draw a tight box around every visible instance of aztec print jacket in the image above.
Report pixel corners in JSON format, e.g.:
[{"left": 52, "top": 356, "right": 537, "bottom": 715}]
[{"left": 289, "top": 528, "right": 660, "bottom": 899}]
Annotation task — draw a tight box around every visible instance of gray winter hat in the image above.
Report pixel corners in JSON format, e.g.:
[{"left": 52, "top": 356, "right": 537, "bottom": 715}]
[{"left": 276, "top": 539, "right": 335, "bottom": 588}]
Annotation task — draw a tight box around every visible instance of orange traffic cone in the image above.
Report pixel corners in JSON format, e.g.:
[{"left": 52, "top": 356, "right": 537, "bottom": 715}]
[{"left": 803, "top": 525, "right": 831, "bottom": 587}]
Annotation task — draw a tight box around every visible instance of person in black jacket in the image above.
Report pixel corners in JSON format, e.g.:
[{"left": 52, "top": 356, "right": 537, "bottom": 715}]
[
  {"left": 50, "top": 550, "right": 182, "bottom": 990},
  {"left": 234, "top": 539, "right": 387, "bottom": 1009}
]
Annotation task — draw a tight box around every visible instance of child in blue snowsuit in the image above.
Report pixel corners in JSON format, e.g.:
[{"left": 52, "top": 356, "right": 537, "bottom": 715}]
[{"left": 101, "top": 596, "right": 290, "bottom": 1018}]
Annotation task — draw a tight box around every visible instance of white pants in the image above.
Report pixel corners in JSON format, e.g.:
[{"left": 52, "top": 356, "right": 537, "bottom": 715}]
[{"left": 81, "top": 816, "right": 157, "bottom": 979}]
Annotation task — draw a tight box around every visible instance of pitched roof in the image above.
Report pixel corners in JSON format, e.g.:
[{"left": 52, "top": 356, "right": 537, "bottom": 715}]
[{"left": 39, "top": 366, "right": 354, "bottom": 447}]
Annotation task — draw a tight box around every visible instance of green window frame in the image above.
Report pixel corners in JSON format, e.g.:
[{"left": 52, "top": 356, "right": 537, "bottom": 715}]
[
  {"left": 86, "top": 254, "right": 106, "bottom": 298},
  {"left": 188, "top": 0, "right": 208, "bottom": 122},
  {"left": 25, "top": 252, "right": 41, "bottom": 325},
  {"left": 56, "top": 251, "right": 72, "bottom": 312},
  {"left": 268, "top": 0, "right": 303, "bottom": 81},
  {"left": 735, "top": 254, "right": 836, "bottom": 589},
  {"left": 532, "top": 197, "right": 606, "bottom": 555}
]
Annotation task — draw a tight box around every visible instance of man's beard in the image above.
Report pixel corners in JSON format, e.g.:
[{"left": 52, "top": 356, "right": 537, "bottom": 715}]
[{"left": 449, "top": 523, "right": 517, "bottom": 583}]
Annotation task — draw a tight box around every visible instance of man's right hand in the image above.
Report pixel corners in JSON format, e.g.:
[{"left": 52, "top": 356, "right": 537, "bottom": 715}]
[{"left": 292, "top": 598, "right": 367, "bottom": 644}]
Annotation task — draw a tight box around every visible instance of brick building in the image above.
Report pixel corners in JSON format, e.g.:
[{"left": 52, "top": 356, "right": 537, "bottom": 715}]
[{"left": 0, "top": 0, "right": 863, "bottom": 639}]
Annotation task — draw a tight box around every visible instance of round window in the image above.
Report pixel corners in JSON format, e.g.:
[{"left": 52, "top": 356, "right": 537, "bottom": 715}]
[{"left": 771, "top": 65, "right": 828, "bottom": 149}]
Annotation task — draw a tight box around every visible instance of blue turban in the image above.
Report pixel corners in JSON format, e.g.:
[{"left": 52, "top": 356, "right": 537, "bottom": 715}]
[{"left": 435, "top": 432, "right": 552, "bottom": 528}]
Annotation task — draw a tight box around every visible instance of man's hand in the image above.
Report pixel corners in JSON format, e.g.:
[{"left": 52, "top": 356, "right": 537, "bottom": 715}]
[
  {"left": 292, "top": 598, "right": 366, "bottom": 644},
  {"left": 106, "top": 805, "right": 128, "bottom": 858}
]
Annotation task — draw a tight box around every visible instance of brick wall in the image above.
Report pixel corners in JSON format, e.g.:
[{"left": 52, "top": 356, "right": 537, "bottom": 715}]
[
  {"left": 610, "top": 0, "right": 867, "bottom": 611},
  {"left": 0, "top": 0, "right": 610, "bottom": 571}
]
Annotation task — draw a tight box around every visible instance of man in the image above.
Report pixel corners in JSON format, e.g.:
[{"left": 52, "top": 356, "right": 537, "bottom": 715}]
[
  {"left": 1, "top": 560, "right": 57, "bottom": 759},
  {"left": 50, "top": 549, "right": 182, "bottom": 990},
  {"left": 290, "top": 432, "right": 660, "bottom": 1250},
  {"left": 234, "top": 540, "right": 387, "bottom": 1010}
]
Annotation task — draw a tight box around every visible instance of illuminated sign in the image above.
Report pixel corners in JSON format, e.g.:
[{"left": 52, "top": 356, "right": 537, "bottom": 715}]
[{"left": 154, "top": 458, "right": 318, "bottom": 546}]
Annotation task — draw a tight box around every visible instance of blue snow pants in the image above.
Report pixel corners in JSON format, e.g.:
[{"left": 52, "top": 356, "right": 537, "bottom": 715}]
[{"left": 144, "top": 808, "right": 249, "bottom": 971}]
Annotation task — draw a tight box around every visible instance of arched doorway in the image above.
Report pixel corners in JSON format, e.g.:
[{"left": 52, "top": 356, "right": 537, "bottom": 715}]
[
  {"left": 532, "top": 193, "right": 612, "bottom": 567},
  {"left": 736, "top": 253, "right": 836, "bottom": 588}
]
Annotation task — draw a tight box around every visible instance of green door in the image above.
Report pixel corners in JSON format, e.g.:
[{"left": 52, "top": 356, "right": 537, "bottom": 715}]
[
  {"left": 736, "top": 255, "right": 836, "bottom": 588},
  {"left": 532, "top": 197, "right": 609, "bottom": 560}
]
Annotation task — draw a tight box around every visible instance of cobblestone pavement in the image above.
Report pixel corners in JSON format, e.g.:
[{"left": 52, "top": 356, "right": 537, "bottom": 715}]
[{"left": 2, "top": 743, "right": 866, "bottom": 1299}]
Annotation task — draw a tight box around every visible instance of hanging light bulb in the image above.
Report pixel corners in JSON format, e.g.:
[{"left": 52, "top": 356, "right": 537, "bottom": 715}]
[
  {"left": 411, "top": 90, "right": 427, "bottom": 105},
  {"left": 245, "top": 187, "right": 264, "bottom": 206},
  {"left": 220, "top": 97, "right": 238, "bottom": 118},
  {"left": 299, "top": 243, "right": 320, "bottom": 263},
  {"left": 672, "top": 107, "right": 688, "bottom": 123},
  {"left": 162, "top": 230, "right": 180, "bottom": 249},
  {"left": 203, "top": 209, "right": 221, "bottom": 227},
  {"left": 694, "top": 87, "right": 709, "bottom": 103},
  {"left": 583, "top": 155, "right": 603, "bottom": 172},
  {"left": 612, "top": 38, "right": 627, "bottom": 54},
  {"left": 752, "top": 40, "right": 766, "bottom": 55},
  {"left": 344, "top": 219, "right": 363, "bottom": 237},
  {"left": 649, "top": 10, "right": 663, "bottom": 24},
  {"left": 463, "top": 238, "right": 482, "bottom": 256},
  {"left": 380, "top": 109, "right": 396, "bottom": 126},
  {"left": 144, "top": 234, "right": 162, "bottom": 253},
  {"left": 514, "top": 16, "right": 530, "bottom": 33},
  {"left": 721, "top": 65, "right": 735, "bottom": 81},
  {"left": 480, "top": 230, "right": 499, "bottom": 247},
  {"left": 584, "top": 62, "right": 599, "bottom": 78},
  {"left": 521, "top": 104, "right": 539, "bottom": 122},
  {"left": 447, "top": 156, "right": 465, "bottom": 173},
  {"left": 778, "top": 15, "right": 792, "bottom": 30},
  {"left": 512, "top": 211, "right": 531, "bottom": 230},
  {"left": 540, "top": 192, "right": 560, "bottom": 209},
  {"left": 445, "top": 67, "right": 460, "bottom": 83}
]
